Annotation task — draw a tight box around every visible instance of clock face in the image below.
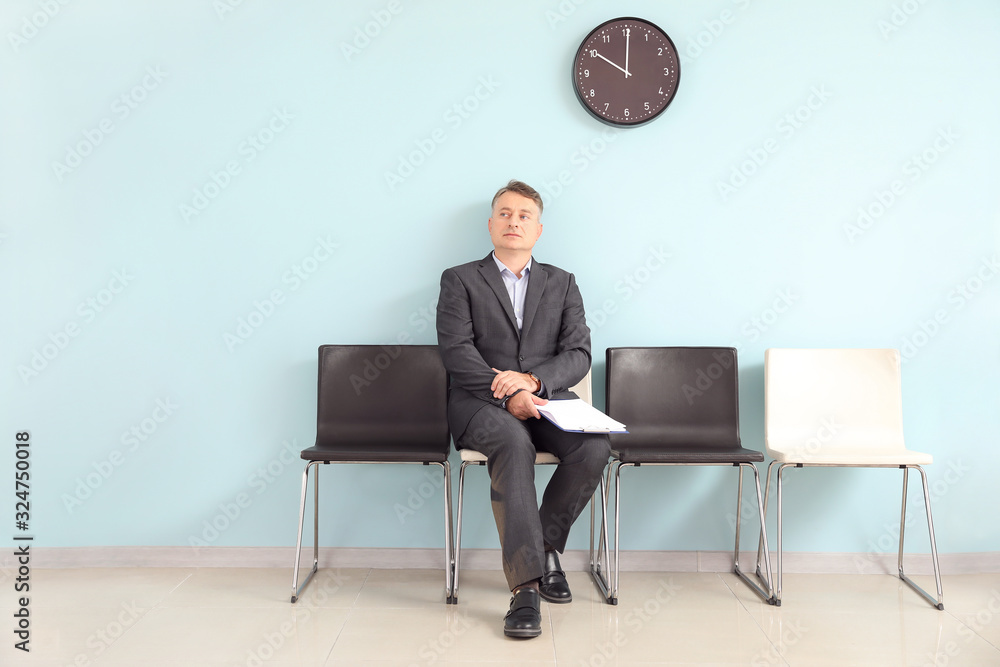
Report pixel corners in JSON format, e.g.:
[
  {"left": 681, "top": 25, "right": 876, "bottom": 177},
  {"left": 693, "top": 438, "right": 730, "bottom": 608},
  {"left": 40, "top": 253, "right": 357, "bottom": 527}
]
[{"left": 572, "top": 17, "right": 681, "bottom": 127}]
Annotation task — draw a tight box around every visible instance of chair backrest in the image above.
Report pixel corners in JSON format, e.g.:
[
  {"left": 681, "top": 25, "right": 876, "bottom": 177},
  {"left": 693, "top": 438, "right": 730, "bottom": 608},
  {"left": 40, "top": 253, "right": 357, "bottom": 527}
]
[
  {"left": 606, "top": 347, "right": 740, "bottom": 448},
  {"left": 569, "top": 369, "right": 593, "bottom": 405},
  {"left": 764, "top": 348, "right": 906, "bottom": 458},
  {"left": 316, "top": 345, "right": 450, "bottom": 453}
]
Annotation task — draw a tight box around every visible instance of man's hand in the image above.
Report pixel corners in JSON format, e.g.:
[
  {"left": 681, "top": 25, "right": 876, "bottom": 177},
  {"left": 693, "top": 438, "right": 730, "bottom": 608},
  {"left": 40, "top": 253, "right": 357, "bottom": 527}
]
[
  {"left": 505, "top": 390, "right": 548, "bottom": 420},
  {"left": 491, "top": 368, "right": 540, "bottom": 398}
]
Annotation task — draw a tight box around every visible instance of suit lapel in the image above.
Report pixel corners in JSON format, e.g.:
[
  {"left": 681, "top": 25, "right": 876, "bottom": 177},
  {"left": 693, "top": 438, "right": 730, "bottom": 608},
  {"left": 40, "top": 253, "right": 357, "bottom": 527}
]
[
  {"left": 521, "top": 259, "right": 547, "bottom": 338},
  {"left": 477, "top": 254, "right": 519, "bottom": 335}
]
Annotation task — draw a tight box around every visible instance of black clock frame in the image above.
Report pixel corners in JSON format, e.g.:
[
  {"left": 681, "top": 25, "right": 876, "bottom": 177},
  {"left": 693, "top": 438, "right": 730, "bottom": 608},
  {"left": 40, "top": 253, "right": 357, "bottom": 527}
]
[{"left": 571, "top": 16, "right": 681, "bottom": 128}]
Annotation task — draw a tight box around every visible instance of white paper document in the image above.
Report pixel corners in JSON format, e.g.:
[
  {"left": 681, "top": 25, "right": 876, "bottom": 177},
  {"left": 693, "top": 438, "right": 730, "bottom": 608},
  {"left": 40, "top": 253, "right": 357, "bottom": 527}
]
[{"left": 536, "top": 399, "right": 628, "bottom": 433}]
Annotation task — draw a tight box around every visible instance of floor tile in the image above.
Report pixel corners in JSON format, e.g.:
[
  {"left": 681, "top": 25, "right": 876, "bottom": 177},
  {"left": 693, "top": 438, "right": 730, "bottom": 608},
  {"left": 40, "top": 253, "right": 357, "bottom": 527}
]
[
  {"left": 23, "top": 567, "right": 194, "bottom": 608},
  {"left": 354, "top": 567, "right": 454, "bottom": 608},
  {"left": 326, "top": 606, "right": 556, "bottom": 663},
  {"left": 95, "top": 605, "right": 348, "bottom": 665},
  {"left": 160, "top": 567, "right": 368, "bottom": 608}
]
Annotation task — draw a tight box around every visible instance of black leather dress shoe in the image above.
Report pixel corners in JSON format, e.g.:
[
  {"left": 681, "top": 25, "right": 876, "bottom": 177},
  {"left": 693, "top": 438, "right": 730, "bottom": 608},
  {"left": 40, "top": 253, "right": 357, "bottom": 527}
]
[
  {"left": 503, "top": 587, "right": 541, "bottom": 638},
  {"left": 540, "top": 550, "right": 572, "bottom": 603}
]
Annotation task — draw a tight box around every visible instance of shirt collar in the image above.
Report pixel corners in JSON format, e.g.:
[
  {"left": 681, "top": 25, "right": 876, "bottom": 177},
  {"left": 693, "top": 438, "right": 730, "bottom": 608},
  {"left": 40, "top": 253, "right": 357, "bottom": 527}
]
[{"left": 492, "top": 252, "right": 531, "bottom": 278}]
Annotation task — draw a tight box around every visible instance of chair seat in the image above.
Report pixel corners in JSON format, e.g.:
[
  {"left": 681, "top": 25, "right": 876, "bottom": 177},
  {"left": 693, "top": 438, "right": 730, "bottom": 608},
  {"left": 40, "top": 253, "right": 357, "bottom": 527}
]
[
  {"left": 611, "top": 444, "right": 764, "bottom": 464},
  {"left": 766, "top": 445, "right": 932, "bottom": 466},
  {"left": 301, "top": 443, "right": 449, "bottom": 463},
  {"left": 459, "top": 448, "right": 561, "bottom": 464}
]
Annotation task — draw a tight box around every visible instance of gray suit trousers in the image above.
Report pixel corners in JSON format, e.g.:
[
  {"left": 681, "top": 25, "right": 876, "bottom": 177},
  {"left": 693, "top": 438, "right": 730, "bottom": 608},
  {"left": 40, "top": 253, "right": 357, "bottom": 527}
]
[{"left": 457, "top": 404, "right": 610, "bottom": 590}]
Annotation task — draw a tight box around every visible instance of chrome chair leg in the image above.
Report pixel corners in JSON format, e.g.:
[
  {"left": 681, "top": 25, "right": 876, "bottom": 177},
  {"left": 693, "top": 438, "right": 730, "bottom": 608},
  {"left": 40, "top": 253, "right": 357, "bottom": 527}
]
[
  {"left": 898, "top": 465, "right": 945, "bottom": 610},
  {"left": 452, "top": 460, "right": 472, "bottom": 604},
  {"left": 774, "top": 462, "right": 789, "bottom": 606},
  {"left": 611, "top": 462, "right": 630, "bottom": 601},
  {"left": 588, "top": 463, "right": 616, "bottom": 604},
  {"left": 756, "top": 460, "right": 778, "bottom": 582},
  {"left": 434, "top": 460, "right": 455, "bottom": 604},
  {"left": 733, "top": 463, "right": 774, "bottom": 603},
  {"left": 291, "top": 461, "right": 320, "bottom": 603}
]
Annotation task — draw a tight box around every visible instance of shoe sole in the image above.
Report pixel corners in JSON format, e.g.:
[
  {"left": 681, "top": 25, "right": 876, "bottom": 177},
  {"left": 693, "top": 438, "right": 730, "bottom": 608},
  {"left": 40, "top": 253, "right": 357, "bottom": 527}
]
[
  {"left": 539, "top": 591, "right": 572, "bottom": 604},
  {"left": 504, "top": 627, "right": 542, "bottom": 638}
]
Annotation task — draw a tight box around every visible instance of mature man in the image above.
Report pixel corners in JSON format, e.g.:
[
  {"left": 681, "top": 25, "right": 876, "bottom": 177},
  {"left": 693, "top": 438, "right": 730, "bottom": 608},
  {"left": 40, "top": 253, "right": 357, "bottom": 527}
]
[{"left": 436, "top": 180, "right": 610, "bottom": 638}]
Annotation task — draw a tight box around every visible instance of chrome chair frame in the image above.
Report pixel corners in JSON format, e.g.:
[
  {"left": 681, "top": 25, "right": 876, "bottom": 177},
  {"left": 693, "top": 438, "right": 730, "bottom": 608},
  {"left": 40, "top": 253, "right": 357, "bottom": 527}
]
[
  {"left": 756, "top": 460, "right": 943, "bottom": 609},
  {"left": 291, "top": 459, "right": 454, "bottom": 603},
  {"left": 590, "top": 460, "right": 773, "bottom": 605}
]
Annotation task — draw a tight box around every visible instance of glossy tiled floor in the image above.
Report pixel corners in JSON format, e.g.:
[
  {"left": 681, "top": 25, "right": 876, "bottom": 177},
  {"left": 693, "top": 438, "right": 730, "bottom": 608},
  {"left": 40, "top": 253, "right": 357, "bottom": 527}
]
[{"left": 4, "top": 567, "right": 999, "bottom": 666}]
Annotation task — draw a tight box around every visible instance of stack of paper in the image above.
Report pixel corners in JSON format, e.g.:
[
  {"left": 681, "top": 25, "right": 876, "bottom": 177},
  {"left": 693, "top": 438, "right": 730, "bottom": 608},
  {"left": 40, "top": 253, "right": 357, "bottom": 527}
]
[{"left": 536, "top": 399, "right": 628, "bottom": 433}]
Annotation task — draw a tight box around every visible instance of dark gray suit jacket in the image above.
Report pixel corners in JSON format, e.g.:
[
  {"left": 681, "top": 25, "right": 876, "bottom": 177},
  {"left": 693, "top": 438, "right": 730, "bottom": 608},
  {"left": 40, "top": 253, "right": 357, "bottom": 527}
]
[{"left": 436, "top": 253, "right": 592, "bottom": 440}]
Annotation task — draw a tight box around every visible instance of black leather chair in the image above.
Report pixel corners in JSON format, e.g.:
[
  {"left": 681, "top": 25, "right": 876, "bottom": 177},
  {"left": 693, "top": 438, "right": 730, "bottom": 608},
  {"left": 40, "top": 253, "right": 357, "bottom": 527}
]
[
  {"left": 290, "top": 345, "right": 455, "bottom": 603},
  {"left": 592, "top": 347, "right": 773, "bottom": 604}
]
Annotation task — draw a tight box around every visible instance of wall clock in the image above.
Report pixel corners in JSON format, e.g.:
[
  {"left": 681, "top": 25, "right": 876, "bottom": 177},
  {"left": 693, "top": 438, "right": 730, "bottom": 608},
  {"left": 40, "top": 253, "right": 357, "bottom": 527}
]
[{"left": 572, "top": 17, "right": 681, "bottom": 127}]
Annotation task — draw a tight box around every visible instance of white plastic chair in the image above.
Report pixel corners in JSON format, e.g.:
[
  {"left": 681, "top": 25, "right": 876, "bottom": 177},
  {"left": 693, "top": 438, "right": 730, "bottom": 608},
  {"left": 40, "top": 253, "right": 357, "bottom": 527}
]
[
  {"left": 451, "top": 371, "right": 610, "bottom": 603},
  {"left": 757, "top": 348, "right": 944, "bottom": 609}
]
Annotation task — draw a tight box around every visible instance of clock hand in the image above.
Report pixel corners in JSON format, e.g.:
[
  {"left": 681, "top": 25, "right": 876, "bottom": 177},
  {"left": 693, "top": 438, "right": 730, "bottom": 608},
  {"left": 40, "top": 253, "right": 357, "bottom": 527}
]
[
  {"left": 624, "top": 28, "right": 631, "bottom": 78},
  {"left": 594, "top": 51, "right": 629, "bottom": 77}
]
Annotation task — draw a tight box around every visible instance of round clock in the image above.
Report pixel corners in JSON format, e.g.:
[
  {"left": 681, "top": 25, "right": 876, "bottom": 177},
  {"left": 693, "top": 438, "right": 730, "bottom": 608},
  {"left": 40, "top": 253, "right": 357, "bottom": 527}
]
[{"left": 572, "top": 17, "right": 681, "bottom": 127}]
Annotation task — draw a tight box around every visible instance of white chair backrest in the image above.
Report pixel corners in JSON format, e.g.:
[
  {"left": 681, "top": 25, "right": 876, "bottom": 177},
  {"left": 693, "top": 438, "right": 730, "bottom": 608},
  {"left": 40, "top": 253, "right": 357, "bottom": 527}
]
[
  {"left": 570, "top": 369, "right": 593, "bottom": 406},
  {"left": 765, "top": 348, "right": 906, "bottom": 457}
]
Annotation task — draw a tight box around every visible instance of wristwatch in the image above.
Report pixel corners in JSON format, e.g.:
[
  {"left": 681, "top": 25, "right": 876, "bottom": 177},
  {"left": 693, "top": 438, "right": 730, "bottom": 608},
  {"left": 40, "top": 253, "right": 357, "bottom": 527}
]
[
  {"left": 527, "top": 372, "right": 541, "bottom": 394},
  {"left": 500, "top": 389, "right": 525, "bottom": 409}
]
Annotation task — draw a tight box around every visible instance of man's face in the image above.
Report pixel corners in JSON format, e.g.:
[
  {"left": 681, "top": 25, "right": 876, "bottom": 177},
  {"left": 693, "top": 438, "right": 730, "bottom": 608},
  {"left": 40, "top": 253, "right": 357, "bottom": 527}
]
[{"left": 488, "top": 191, "right": 542, "bottom": 254}]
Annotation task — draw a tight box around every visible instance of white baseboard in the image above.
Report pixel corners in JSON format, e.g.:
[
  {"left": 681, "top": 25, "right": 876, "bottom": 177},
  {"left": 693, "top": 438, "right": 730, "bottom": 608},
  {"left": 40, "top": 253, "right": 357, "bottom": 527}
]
[{"left": 4, "top": 547, "right": 998, "bottom": 575}]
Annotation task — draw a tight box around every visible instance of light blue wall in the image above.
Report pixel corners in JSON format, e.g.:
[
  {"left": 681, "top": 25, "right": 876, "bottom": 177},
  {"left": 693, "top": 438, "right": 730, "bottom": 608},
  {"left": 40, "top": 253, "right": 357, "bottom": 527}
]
[{"left": 2, "top": 0, "right": 998, "bottom": 556}]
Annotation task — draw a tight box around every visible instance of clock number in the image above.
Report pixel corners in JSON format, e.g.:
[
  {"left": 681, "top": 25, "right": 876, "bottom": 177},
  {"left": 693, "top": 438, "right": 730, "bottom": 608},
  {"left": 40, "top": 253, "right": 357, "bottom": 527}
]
[
  {"left": 602, "top": 34, "right": 609, "bottom": 43},
  {"left": 621, "top": 28, "right": 627, "bottom": 37},
  {"left": 644, "top": 102, "right": 650, "bottom": 111},
  {"left": 659, "top": 86, "right": 664, "bottom": 95},
  {"left": 584, "top": 69, "right": 589, "bottom": 78},
  {"left": 664, "top": 67, "right": 670, "bottom": 75},
  {"left": 604, "top": 102, "right": 609, "bottom": 111},
  {"left": 645, "top": 32, "right": 649, "bottom": 41},
  {"left": 657, "top": 48, "right": 662, "bottom": 56},
  {"left": 589, "top": 49, "right": 597, "bottom": 57},
  {"left": 590, "top": 89, "right": 595, "bottom": 97},
  {"left": 624, "top": 108, "right": 629, "bottom": 117}
]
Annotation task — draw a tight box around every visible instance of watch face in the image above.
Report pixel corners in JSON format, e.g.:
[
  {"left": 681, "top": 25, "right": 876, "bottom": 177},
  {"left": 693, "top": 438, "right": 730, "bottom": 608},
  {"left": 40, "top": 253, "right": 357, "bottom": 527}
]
[{"left": 572, "top": 17, "right": 681, "bottom": 127}]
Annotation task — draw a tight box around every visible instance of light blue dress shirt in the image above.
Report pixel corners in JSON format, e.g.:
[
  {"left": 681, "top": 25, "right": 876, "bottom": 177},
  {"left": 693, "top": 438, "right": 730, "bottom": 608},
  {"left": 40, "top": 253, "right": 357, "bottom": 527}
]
[{"left": 492, "top": 252, "right": 531, "bottom": 331}]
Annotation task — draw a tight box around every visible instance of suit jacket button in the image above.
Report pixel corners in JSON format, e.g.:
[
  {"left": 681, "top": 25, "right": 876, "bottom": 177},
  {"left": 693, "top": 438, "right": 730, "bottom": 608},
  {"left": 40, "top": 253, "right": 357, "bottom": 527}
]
[{"left": 519, "top": 355, "right": 524, "bottom": 361}]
